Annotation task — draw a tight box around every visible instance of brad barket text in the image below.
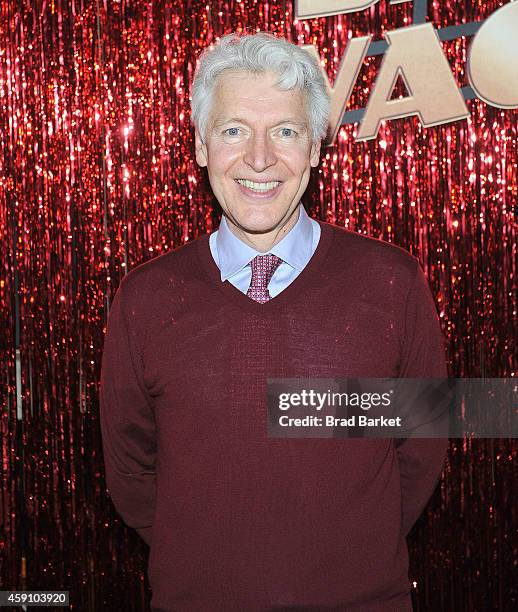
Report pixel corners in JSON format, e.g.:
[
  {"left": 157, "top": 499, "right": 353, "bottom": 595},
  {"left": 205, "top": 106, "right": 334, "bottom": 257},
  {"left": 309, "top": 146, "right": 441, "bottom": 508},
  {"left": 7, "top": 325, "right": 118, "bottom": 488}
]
[{"left": 278, "top": 415, "right": 403, "bottom": 428}]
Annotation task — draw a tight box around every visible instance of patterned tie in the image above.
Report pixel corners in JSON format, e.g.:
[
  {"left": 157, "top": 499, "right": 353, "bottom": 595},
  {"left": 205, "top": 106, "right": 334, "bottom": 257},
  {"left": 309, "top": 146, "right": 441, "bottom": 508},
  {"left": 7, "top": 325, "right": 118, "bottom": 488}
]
[{"left": 246, "top": 254, "right": 283, "bottom": 303}]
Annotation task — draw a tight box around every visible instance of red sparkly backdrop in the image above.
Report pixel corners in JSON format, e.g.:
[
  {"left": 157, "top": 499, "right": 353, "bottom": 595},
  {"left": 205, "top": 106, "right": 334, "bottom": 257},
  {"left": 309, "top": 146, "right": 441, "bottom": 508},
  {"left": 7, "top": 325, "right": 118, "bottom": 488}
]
[{"left": 0, "top": 0, "right": 516, "bottom": 610}]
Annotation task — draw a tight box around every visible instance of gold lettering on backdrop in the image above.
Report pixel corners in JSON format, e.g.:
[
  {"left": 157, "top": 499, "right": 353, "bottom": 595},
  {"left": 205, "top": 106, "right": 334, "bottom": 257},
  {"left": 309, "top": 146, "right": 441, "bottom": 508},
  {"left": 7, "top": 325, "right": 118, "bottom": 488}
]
[
  {"left": 467, "top": 1, "right": 518, "bottom": 109},
  {"left": 295, "top": 0, "right": 380, "bottom": 20},
  {"left": 356, "top": 24, "right": 470, "bottom": 141},
  {"left": 301, "top": 37, "right": 372, "bottom": 145},
  {"left": 295, "top": 2, "right": 514, "bottom": 142}
]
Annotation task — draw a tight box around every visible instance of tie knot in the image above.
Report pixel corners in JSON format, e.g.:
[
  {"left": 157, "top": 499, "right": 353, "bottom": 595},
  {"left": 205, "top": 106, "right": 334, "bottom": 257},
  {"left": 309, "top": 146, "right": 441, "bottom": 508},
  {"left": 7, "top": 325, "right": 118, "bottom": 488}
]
[{"left": 246, "top": 254, "right": 283, "bottom": 303}]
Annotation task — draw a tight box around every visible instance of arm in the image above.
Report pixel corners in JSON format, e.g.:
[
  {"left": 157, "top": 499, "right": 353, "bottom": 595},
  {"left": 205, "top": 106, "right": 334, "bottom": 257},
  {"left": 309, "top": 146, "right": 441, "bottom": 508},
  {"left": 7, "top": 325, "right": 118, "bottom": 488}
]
[
  {"left": 395, "top": 260, "right": 449, "bottom": 536},
  {"left": 99, "top": 276, "right": 157, "bottom": 546}
]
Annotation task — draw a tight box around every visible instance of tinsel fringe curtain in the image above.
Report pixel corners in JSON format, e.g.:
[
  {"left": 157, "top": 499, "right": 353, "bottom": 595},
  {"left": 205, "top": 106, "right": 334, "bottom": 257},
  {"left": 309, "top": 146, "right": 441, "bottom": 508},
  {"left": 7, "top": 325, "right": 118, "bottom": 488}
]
[{"left": 0, "top": 0, "right": 516, "bottom": 610}]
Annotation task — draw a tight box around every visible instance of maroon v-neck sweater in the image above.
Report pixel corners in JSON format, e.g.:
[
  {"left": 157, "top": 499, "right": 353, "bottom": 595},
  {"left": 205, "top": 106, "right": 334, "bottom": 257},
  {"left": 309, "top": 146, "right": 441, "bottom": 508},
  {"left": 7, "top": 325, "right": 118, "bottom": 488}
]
[{"left": 100, "top": 220, "right": 448, "bottom": 611}]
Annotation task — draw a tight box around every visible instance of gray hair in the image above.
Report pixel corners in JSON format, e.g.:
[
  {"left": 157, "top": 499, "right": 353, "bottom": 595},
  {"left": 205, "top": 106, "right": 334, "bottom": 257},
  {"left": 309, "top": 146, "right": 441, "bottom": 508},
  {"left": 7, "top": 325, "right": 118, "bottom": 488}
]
[{"left": 190, "top": 31, "right": 330, "bottom": 144}]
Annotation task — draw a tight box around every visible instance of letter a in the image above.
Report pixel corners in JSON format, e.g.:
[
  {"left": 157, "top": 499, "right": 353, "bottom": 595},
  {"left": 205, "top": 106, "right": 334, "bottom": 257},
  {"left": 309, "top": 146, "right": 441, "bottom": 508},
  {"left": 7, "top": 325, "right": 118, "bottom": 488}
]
[{"left": 356, "top": 23, "right": 469, "bottom": 141}]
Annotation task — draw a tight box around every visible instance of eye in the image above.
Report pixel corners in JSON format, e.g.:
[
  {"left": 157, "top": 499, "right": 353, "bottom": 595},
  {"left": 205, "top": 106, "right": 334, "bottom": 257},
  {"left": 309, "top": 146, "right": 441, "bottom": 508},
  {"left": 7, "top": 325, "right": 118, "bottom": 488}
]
[
  {"left": 223, "top": 127, "right": 241, "bottom": 136},
  {"left": 279, "top": 127, "right": 296, "bottom": 137}
]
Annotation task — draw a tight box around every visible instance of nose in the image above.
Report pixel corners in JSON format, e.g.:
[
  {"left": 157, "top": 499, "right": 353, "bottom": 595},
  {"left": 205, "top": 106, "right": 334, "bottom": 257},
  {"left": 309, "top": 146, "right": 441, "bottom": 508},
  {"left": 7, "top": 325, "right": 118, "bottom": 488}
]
[{"left": 242, "top": 133, "right": 278, "bottom": 172}]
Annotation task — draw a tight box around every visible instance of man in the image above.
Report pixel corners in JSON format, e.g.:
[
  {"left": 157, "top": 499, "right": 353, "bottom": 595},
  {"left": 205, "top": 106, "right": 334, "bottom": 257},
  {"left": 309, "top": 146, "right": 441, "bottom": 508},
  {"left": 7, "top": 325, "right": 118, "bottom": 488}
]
[{"left": 100, "top": 31, "right": 448, "bottom": 611}]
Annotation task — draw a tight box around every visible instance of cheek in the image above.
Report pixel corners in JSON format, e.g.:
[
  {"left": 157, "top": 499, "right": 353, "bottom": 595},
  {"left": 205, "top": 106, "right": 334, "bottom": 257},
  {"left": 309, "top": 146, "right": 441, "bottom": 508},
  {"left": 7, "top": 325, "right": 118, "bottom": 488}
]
[
  {"left": 208, "top": 164, "right": 233, "bottom": 193},
  {"left": 289, "top": 163, "right": 312, "bottom": 186},
  {"left": 278, "top": 149, "right": 312, "bottom": 178},
  {"left": 208, "top": 143, "right": 241, "bottom": 175}
]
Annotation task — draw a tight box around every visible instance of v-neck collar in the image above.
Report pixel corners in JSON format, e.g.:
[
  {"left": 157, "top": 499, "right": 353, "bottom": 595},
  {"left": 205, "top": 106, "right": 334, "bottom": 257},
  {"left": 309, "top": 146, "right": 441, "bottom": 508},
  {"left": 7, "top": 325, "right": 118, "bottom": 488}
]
[
  {"left": 197, "top": 219, "right": 335, "bottom": 313},
  {"left": 214, "top": 205, "right": 316, "bottom": 281}
]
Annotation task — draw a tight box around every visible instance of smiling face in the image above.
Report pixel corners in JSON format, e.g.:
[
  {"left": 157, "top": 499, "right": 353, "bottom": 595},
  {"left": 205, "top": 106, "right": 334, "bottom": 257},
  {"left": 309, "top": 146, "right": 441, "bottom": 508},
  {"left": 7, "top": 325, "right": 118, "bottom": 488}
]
[{"left": 195, "top": 70, "right": 321, "bottom": 251}]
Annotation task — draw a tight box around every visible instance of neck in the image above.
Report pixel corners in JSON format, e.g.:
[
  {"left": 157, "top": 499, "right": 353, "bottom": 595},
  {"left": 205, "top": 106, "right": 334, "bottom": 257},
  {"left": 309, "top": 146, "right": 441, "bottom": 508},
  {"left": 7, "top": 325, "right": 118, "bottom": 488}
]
[{"left": 225, "top": 205, "right": 300, "bottom": 252}]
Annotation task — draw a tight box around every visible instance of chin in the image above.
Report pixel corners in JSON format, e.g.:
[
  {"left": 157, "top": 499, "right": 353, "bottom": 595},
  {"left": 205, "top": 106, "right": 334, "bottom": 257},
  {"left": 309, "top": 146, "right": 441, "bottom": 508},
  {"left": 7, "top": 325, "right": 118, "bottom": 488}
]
[{"left": 232, "top": 209, "right": 287, "bottom": 234}]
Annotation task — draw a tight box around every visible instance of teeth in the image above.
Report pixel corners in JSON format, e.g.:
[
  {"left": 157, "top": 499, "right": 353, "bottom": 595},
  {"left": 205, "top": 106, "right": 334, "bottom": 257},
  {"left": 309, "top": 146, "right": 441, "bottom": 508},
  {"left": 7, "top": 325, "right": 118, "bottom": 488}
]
[{"left": 236, "top": 179, "right": 281, "bottom": 192}]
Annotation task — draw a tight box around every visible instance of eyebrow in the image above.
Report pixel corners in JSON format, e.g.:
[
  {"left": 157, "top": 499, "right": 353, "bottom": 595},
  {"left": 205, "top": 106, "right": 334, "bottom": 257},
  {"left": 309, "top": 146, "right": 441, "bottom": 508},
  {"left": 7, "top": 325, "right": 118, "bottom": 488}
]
[{"left": 213, "top": 117, "right": 308, "bottom": 129}]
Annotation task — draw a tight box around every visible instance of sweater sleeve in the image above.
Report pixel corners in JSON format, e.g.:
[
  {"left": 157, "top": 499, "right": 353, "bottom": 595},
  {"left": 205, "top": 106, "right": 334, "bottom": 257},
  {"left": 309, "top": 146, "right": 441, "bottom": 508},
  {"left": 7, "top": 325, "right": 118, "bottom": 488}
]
[
  {"left": 395, "top": 260, "right": 449, "bottom": 536},
  {"left": 99, "top": 276, "right": 157, "bottom": 546}
]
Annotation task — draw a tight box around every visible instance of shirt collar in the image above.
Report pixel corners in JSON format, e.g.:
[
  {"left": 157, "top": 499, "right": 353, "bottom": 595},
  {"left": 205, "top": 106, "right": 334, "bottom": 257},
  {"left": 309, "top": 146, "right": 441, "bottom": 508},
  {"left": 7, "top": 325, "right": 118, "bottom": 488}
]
[{"left": 216, "top": 203, "right": 314, "bottom": 282}]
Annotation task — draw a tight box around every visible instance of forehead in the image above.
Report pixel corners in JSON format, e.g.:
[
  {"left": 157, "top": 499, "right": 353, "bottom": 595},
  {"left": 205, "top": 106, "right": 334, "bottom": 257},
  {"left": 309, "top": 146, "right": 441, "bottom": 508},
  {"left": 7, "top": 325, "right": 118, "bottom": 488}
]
[{"left": 210, "top": 70, "right": 308, "bottom": 124}]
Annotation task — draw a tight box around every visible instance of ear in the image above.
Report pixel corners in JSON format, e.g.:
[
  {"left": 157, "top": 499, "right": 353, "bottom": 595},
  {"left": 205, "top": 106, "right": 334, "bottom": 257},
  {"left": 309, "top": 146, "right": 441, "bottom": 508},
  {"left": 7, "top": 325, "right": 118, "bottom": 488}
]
[
  {"left": 310, "top": 139, "right": 321, "bottom": 167},
  {"left": 195, "top": 128, "right": 208, "bottom": 168}
]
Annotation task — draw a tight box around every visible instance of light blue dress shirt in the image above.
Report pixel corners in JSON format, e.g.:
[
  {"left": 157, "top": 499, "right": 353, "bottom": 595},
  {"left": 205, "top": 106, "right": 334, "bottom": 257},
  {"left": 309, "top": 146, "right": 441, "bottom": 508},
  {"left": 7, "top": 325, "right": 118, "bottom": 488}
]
[{"left": 208, "top": 204, "right": 321, "bottom": 298}]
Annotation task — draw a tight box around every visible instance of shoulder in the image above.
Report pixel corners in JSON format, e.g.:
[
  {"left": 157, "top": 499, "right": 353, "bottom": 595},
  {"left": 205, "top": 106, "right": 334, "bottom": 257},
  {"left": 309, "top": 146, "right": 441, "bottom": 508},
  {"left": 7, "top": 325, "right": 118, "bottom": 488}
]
[
  {"left": 120, "top": 235, "right": 205, "bottom": 289},
  {"left": 323, "top": 221, "right": 419, "bottom": 278},
  {"left": 115, "top": 235, "right": 206, "bottom": 306}
]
